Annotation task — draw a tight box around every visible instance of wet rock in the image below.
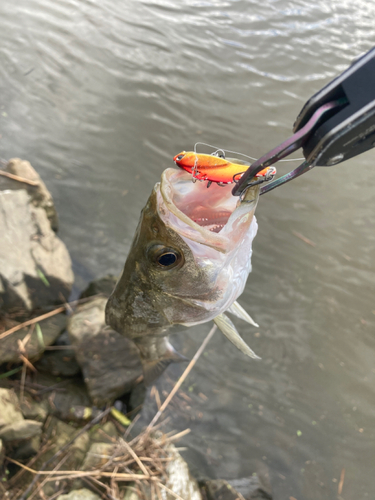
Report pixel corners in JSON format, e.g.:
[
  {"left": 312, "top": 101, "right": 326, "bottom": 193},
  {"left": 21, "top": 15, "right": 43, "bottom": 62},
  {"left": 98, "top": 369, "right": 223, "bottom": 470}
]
[
  {"left": 5, "top": 158, "right": 59, "bottom": 231},
  {"left": 35, "top": 345, "right": 81, "bottom": 377},
  {"left": 68, "top": 297, "right": 143, "bottom": 406},
  {"left": 80, "top": 275, "right": 118, "bottom": 299},
  {"left": 0, "top": 313, "right": 67, "bottom": 364},
  {"left": 0, "top": 388, "right": 24, "bottom": 426},
  {"left": 0, "top": 179, "right": 74, "bottom": 315},
  {"left": 0, "top": 439, "right": 4, "bottom": 468},
  {"left": 81, "top": 442, "right": 115, "bottom": 470},
  {"left": 202, "top": 477, "right": 272, "bottom": 500},
  {"left": 90, "top": 421, "right": 118, "bottom": 443},
  {"left": 0, "top": 419, "right": 42, "bottom": 442},
  {"left": 165, "top": 443, "right": 202, "bottom": 500},
  {"left": 20, "top": 396, "right": 49, "bottom": 421},
  {"left": 56, "top": 488, "right": 102, "bottom": 500},
  {"left": 13, "top": 434, "right": 42, "bottom": 459}
]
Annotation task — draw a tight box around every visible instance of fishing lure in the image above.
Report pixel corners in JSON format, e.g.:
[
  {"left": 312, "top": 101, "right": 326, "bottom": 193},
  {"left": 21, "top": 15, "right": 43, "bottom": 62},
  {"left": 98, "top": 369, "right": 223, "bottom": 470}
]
[{"left": 173, "top": 151, "right": 275, "bottom": 186}]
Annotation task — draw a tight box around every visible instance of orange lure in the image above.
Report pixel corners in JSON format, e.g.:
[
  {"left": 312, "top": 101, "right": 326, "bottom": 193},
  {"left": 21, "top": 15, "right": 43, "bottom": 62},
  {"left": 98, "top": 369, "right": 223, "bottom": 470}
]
[{"left": 173, "top": 151, "right": 271, "bottom": 184}]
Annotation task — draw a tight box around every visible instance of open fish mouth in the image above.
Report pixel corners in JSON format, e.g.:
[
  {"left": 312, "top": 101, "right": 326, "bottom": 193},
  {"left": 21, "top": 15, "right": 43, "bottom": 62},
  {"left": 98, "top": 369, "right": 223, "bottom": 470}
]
[{"left": 157, "top": 168, "right": 258, "bottom": 253}]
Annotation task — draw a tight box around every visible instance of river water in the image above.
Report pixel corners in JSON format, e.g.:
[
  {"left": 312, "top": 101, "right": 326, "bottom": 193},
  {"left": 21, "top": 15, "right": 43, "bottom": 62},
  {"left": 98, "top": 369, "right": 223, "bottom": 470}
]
[{"left": 1, "top": 1, "right": 374, "bottom": 498}]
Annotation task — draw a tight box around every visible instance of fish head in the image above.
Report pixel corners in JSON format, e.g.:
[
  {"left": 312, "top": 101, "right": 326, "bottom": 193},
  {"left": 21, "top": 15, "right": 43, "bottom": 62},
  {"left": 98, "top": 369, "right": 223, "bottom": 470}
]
[{"left": 106, "top": 168, "right": 260, "bottom": 338}]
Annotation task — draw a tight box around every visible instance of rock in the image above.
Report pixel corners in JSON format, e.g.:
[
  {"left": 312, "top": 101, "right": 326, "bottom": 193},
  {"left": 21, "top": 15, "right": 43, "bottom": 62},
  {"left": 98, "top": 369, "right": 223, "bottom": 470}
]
[
  {"left": 0, "top": 313, "right": 67, "bottom": 364},
  {"left": 0, "top": 419, "right": 42, "bottom": 442},
  {"left": 5, "top": 158, "right": 59, "bottom": 230},
  {"left": 165, "top": 443, "right": 202, "bottom": 500},
  {"left": 80, "top": 275, "right": 118, "bottom": 299},
  {"left": 0, "top": 388, "right": 24, "bottom": 426},
  {"left": 0, "top": 183, "right": 74, "bottom": 316},
  {"left": 56, "top": 488, "right": 102, "bottom": 500},
  {"left": 20, "top": 396, "right": 49, "bottom": 421},
  {"left": 35, "top": 345, "right": 81, "bottom": 377},
  {"left": 0, "top": 439, "right": 4, "bottom": 468},
  {"left": 202, "top": 478, "right": 272, "bottom": 500},
  {"left": 13, "top": 434, "right": 42, "bottom": 459},
  {"left": 81, "top": 442, "right": 115, "bottom": 471},
  {"left": 229, "top": 476, "right": 272, "bottom": 500},
  {"left": 68, "top": 297, "right": 143, "bottom": 406},
  {"left": 90, "top": 421, "right": 118, "bottom": 443}
]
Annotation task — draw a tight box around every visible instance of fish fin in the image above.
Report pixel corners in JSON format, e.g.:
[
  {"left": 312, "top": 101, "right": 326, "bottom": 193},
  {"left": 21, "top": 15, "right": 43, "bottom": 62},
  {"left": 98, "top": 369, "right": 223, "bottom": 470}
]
[
  {"left": 227, "top": 301, "right": 259, "bottom": 327},
  {"left": 213, "top": 313, "right": 261, "bottom": 360},
  {"left": 142, "top": 343, "right": 189, "bottom": 387}
]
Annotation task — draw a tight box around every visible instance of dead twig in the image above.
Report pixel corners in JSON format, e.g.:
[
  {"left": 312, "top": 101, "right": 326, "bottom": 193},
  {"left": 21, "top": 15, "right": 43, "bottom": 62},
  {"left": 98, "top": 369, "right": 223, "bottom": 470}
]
[
  {"left": 292, "top": 230, "right": 316, "bottom": 247},
  {"left": 338, "top": 468, "right": 345, "bottom": 495},
  {"left": 0, "top": 169, "right": 40, "bottom": 186}
]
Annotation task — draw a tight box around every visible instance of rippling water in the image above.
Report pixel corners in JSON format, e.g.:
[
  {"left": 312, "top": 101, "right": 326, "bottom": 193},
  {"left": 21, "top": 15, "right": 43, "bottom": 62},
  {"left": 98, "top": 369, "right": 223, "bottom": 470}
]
[{"left": 1, "top": 1, "right": 374, "bottom": 498}]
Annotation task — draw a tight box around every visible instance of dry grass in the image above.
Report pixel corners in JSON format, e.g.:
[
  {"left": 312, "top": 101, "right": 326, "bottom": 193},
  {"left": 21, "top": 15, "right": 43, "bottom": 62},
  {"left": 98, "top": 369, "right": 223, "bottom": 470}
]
[{"left": 3, "top": 325, "right": 217, "bottom": 500}]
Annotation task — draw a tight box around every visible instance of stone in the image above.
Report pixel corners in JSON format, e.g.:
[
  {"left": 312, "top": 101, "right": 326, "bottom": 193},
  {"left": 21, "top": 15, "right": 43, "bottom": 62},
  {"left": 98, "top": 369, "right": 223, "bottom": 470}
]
[
  {"left": 202, "top": 477, "right": 272, "bottom": 500},
  {"left": 229, "top": 476, "right": 272, "bottom": 499},
  {"left": 0, "top": 313, "right": 67, "bottom": 364},
  {"left": 0, "top": 419, "right": 42, "bottom": 442},
  {"left": 56, "top": 488, "right": 102, "bottom": 500},
  {"left": 90, "top": 421, "right": 118, "bottom": 443},
  {"left": 35, "top": 345, "right": 81, "bottom": 377},
  {"left": 68, "top": 297, "right": 143, "bottom": 406},
  {"left": 165, "top": 443, "right": 202, "bottom": 500},
  {"left": 13, "top": 434, "right": 42, "bottom": 459},
  {"left": 5, "top": 158, "right": 59, "bottom": 230},
  {"left": 80, "top": 275, "right": 118, "bottom": 299},
  {"left": 0, "top": 439, "right": 4, "bottom": 468},
  {"left": 0, "top": 171, "right": 74, "bottom": 315},
  {"left": 81, "top": 442, "right": 115, "bottom": 471},
  {"left": 0, "top": 388, "right": 24, "bottom": 427}
]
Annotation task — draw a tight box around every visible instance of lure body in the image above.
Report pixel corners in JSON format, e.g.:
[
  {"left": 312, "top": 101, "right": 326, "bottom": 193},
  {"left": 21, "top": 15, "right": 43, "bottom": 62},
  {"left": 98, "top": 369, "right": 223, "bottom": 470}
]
[{"left": 173, "top": 151, "right": 271, "bottom": 184}]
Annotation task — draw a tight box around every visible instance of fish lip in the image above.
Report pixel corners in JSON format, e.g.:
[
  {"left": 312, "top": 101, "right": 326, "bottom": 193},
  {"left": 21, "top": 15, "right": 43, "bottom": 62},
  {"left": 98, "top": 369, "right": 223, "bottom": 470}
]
[{"left": 158, "top": 168, "right": 259, "bottom": 253}]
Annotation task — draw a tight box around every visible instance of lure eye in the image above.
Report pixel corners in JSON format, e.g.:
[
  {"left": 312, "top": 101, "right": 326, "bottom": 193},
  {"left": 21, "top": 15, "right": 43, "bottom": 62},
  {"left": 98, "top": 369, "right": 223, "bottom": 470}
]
[
  {"left": 148, "top": 245, "right": 184, "bottom": 269},
  {"left": 176, "top": 154, "right": 185, "bottom": 161}
]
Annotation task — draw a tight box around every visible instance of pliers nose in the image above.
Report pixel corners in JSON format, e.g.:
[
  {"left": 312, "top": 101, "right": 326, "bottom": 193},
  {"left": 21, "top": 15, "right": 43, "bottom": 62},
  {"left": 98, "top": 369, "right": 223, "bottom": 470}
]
[{"left": 232, "top": 46, "right": 375, "bottom": 197}]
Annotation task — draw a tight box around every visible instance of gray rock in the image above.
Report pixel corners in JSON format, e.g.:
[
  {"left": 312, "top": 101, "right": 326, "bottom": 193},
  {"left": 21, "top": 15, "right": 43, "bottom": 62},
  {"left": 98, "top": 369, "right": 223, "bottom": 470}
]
[
  {"left": 56, "top": 488, "right": 102, "bottom": 500},
  {"left": 90, "top": 421, "right": 118, "bottom": 443},
  {"left": 0, "top": 439, "right": 4, "bottom": 468},
  {"left": 35, "top": 345, "right": 81, "bottom": 377},
  {"left": 203, "top": 478, "right": 272, "bottom": 500},
  {"left": 80, "top": 275, "right": 118, "bottom": 299},
  {"left": 5, "top": 158, "right": 59, "bottom": 231},
  {"left": 0, "top": 419, "right": 42, "bottom": 442},
  {"left": 0, "top": 313, "right": 66, "bottom": 364},
  {"left": 68, "top": 297, "right": 143, "bottom": 406},
  {"left": 0, "top": 179, "right": 74, "bottom": 315},
  {"left": 13, "top": 434, "right": 42, "bottom": 459},
  {"left": 81, "top": 442, "right": 115, "bottom": 471},
  {"left": 0, "top": 388, "right": 24, "bottom": 426},
  {"left": 165, "top": 443, "right": 202, "bottom": 500}
]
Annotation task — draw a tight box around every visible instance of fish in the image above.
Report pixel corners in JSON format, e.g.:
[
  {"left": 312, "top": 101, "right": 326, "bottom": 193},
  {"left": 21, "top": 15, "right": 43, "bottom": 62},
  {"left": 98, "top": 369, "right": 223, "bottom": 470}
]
[
  {"left": 105, "top": 167, "right": 263, "bottom": 385},
  {"left": 173, "top": 151, "right": 273, "bottom": 184}
]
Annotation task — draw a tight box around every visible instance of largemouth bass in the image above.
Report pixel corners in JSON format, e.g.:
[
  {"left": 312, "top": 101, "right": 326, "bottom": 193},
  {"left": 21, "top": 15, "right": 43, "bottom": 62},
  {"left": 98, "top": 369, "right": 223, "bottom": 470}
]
[{"left": 106, "top": 167, "right": 262, "bottom": 384}]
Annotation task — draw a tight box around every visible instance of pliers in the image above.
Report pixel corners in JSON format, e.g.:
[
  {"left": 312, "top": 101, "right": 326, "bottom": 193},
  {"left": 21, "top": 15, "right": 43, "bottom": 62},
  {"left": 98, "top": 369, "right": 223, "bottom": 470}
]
[{"left": 232, "top": 46, "right": 375, "bottom": 197}]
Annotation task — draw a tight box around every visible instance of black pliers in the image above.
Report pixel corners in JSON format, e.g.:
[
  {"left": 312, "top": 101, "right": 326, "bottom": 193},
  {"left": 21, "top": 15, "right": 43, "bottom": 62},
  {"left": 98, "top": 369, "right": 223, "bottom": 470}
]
[{"left": 232, "top": 46, "right": 375, "bottom": 197}]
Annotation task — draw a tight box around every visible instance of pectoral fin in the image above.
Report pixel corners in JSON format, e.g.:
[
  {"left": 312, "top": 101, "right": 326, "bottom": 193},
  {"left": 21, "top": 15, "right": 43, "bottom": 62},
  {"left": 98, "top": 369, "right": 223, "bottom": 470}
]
[
  {"left": 213, "top": 313, "right": 261, "bottom": 360},
  {"left": 136, "top": 337, "right": 189, "bottom": 386},
  {"left": 227, "top": 301, "right": 259, "bottom": 328}
]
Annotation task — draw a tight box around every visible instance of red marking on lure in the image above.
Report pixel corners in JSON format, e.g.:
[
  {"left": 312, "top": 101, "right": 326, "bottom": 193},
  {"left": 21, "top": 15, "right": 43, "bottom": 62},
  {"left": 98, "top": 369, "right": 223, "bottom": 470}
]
[{"left": 173, "top": 151, "right": 273, "bottom": 184}]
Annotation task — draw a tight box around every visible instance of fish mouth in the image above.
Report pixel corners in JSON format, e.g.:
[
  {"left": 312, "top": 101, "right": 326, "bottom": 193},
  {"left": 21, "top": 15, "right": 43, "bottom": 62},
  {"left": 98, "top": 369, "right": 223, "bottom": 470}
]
[{"left": 158, "top": 168, "right": 259, "bottom": 253}]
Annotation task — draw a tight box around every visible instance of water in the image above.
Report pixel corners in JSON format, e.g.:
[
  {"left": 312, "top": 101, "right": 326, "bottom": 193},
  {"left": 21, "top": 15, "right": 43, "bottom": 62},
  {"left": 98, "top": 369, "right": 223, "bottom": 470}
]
[{"left": 1, "top": 0, "right": 374, "bottom": 498}]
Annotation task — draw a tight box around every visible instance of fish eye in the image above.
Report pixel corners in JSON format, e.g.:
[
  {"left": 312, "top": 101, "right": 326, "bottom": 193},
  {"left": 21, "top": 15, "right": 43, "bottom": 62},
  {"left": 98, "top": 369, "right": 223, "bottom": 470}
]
[{"left": 148, "top": 245, "right": 184, "bottom": 269}]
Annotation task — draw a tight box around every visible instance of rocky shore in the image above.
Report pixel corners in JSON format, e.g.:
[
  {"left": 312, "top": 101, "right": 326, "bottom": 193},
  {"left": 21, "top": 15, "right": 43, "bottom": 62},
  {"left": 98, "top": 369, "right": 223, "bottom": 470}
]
[{"left": 0, "top": 159, "right": 271, "bottom": 500}]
